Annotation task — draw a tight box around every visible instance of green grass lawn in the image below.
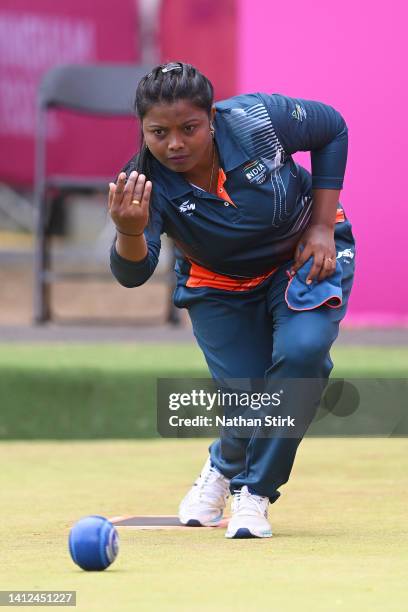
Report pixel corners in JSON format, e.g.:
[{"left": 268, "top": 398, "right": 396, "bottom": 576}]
[
  {"left": 0, "top": 344, "right": 407, "bottom": 610},
  {"left": 1, "top": 438, "right": 407, "bottom": 612}
]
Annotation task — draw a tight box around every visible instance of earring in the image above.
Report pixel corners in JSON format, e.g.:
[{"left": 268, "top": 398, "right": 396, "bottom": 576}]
[{"left": 210, "top": 123, "right": 215, "bottom": 137}]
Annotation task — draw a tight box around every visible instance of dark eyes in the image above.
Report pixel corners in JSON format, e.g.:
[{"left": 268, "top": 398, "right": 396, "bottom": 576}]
[{"left": 152, "top": 126, "right": 196, "bottom": 136}]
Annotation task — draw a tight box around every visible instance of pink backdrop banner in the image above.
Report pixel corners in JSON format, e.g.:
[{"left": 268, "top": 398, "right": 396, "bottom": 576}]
[
  {"left": 238, "top": 0, "right": 407, "bottom": 325},
  {"left": 0, "top": 0, "right": 140, "bottom": 187},
  {"left": 160, "top": 0, "right": 237, "bottom": 102}
]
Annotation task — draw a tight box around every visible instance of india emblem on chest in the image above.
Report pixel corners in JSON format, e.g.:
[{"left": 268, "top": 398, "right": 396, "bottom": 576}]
[{"left": 243, "top": 160, "right": 268, "bottom": 185}]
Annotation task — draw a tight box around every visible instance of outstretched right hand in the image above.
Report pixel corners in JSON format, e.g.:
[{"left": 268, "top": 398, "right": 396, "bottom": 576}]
[{"left": 108, "top": 171, "right": 152, "bottom": 236}]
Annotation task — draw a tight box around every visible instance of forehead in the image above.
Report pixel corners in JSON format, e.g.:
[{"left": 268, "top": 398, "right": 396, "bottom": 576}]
[{"left": 143, "top": 99, "right": 207, "bottom": 125}]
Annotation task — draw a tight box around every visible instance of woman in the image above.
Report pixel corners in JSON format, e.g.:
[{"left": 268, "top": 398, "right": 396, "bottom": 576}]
[{"left": 108, "top": 61, "right": 355, "bottom": 539}]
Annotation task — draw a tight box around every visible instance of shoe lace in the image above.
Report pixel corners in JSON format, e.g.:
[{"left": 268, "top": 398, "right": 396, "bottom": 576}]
[
  {"left": 232, "top": 487, "right": 268, "bottom": 517},
  {"left": 192, "top": 466, "right": 230, "bottom": 504}
]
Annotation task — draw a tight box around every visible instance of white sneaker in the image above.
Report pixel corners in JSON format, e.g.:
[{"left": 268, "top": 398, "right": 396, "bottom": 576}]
[
  {"left": 178, "top": 457, "right": 230, "bottom": 527},
  {"left": 225, "top": 486, "right": 272, "bottom": 538}
]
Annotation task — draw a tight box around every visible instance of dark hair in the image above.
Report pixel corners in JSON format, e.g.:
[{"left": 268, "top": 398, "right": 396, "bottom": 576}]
[{"left": 124, "top": 62, "right": 214, "bottom": 180}]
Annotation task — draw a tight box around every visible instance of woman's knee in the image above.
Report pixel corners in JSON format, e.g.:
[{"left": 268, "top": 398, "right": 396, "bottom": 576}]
[{"left": 273, "top": 326, "right": 334, "bottom": 371}]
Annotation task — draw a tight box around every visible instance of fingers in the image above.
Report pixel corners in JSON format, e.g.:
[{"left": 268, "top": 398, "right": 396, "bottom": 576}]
[
  {"left": 141, "top": 180, "right": 152, "bottom": 211},
  {"left": 317, "top": 255, "right": 336, "bottom": 282},
  {"left": 290, "top": 243, "right": 310, "bottom": 276},
  {"left": 108, "top": 183, "right": 116, "bottom": 211},
  {"left": 306, "top": 252, "right": 325, "bottom": 284},
  {"left": 290, "top": 243, "right": 336, "bottom": 284},
  {"left": 111, "top": 170, "right": 139, "bottom": 207},
  {"left": 123, "top": 171, "right": 140, "bottom": 204},
  {"left": 114, "top": 172, "right": 127, "bottom": 202},
  {"left": 128, "top": 174, "right": 152, "bottom": 217},
  {"left": 109, "top": 171, "right": 151, "bottom": 211},
  {"left": 108, "top": 172, "right": 127, "bottom": 212},
  {"left": 108, "top": 168, "right": 152, "bottom": 238},
  {"left": 132, "top": 173, "right": 147, "bottom": 204}
]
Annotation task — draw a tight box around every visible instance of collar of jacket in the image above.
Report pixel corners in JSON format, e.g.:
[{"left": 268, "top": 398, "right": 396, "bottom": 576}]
[{"left": 152, "top": 109, "right": 250, "bottom": 199}]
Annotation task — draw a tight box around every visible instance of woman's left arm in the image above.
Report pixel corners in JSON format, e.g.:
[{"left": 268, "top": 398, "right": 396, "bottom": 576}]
[
  {"left": 290, "top": 188, "right": 339, "bottom": 283},
  {"left": 261, "top": 93, "right": 348, "bottom": 282}
]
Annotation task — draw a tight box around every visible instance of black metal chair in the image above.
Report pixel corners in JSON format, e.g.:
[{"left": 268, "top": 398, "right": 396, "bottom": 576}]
[{"left": 33, "top": 63, "right": 181, "bottom": 325}]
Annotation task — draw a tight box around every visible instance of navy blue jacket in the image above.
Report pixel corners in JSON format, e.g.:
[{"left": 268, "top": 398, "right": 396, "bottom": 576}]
[{"left": 110, "top": 92, "right": 348, "bottom": 288}]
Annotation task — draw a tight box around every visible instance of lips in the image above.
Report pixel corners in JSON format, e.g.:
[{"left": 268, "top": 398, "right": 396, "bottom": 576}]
[{"left": 168, "top": 155, "right": 189, "bottom": 162}]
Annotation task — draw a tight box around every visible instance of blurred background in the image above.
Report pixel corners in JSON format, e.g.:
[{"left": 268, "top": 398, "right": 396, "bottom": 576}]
[
  {"left": 1, "top": 0, "right": 407, "bottom": 330},
  {"left": 0, "top": 0, "right": 237, "bottom": 328}
]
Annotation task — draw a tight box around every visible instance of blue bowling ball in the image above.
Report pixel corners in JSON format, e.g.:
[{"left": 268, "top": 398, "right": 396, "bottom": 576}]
[{"left": 69, "top": 515, "right": 119, "bottom": 571}]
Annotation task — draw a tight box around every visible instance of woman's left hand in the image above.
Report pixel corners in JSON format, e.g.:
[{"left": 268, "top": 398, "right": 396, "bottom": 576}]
[{"left": 290, "top": 225, "right": 336, "bottom": 284}]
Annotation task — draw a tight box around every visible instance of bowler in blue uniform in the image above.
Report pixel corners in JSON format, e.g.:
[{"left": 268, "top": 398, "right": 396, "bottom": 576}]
[{"left": 109, "top": 62, "right": 355, "bottom": 539}]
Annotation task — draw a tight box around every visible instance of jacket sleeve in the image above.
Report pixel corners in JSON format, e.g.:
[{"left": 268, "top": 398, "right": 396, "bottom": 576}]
[
  {"left": 109, "top": 188, "right": 164, "bottom": 288},
  {"left": 260, "top": 93, "right": 348, "bottom": 190}
]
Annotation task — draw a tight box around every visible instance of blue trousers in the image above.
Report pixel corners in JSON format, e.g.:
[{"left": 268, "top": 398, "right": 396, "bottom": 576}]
[{"left": 175, "top": 220, "right": 356, "bottom": 502}]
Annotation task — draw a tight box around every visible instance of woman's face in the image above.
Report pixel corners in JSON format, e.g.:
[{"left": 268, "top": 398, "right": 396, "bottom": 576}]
[{"left": 142, "top": 99, "right": 215, "bottom": 174}]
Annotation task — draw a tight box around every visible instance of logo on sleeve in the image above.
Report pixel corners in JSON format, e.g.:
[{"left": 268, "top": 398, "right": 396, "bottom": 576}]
[
  {"left": 337, "top": 248, "right": 354, "bottom": 263},
  {"left": 243, "top": 160, "right": 268, "bottom": 184},
  {"left": 179, "top": 200, "right": 196, "bottom": 215},
  {"left": 291, "top": 104, "right": 307, "bottom": 122}
]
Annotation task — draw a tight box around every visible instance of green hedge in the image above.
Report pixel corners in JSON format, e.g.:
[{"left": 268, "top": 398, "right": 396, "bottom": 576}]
[
  {"left": 0, "top": 368, "right": 205, "bottom": 439},
  {"left": 0, "top": 344, "right": 406, "bottom": 439}
]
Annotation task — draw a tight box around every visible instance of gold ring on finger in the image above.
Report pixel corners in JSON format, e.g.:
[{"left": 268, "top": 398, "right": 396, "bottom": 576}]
[{"left": 132, "top": 199, "right": 141, "bottom": 206}]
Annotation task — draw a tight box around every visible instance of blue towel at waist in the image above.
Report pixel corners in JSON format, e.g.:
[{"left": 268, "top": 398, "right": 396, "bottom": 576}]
[{"left": 285, "top": 257, "right": 343, "bottom": 311}]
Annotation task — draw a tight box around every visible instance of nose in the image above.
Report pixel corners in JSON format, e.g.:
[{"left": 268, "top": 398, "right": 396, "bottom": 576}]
[{"left": 168, "top": 132, "right": 185, "bottom": 152}]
